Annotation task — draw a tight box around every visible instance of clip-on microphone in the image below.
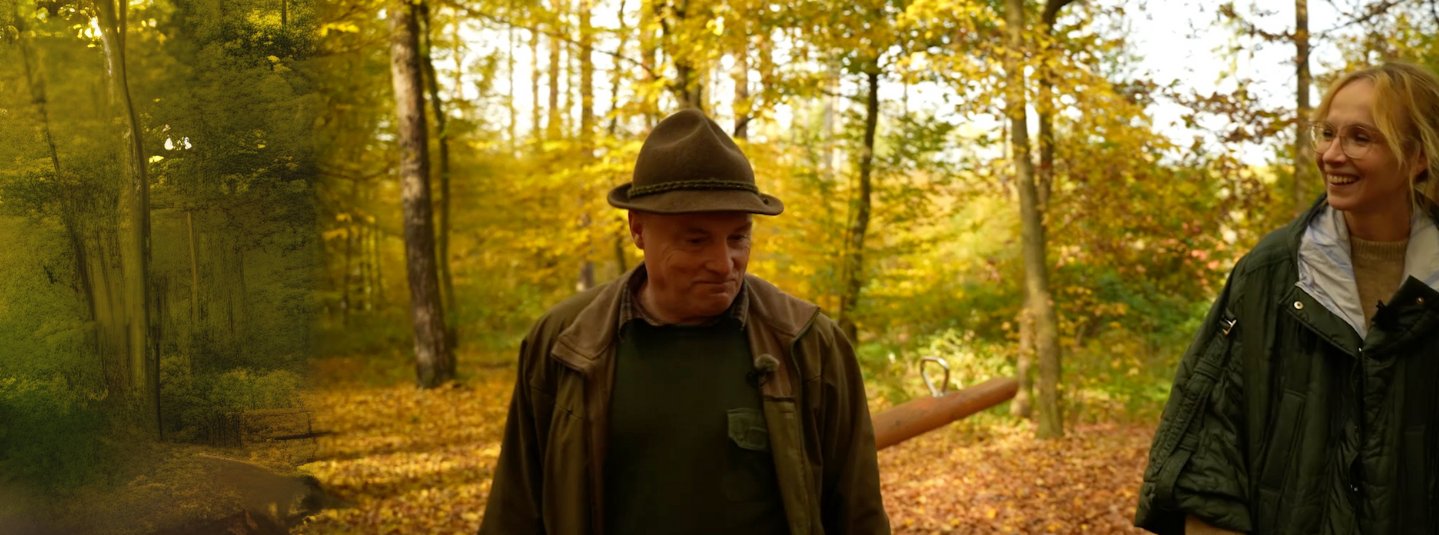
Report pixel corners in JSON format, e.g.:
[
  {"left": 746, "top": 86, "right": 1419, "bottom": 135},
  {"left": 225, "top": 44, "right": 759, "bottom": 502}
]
[{"left": 746, "top": 354, "right": 780, "bottom": 389}]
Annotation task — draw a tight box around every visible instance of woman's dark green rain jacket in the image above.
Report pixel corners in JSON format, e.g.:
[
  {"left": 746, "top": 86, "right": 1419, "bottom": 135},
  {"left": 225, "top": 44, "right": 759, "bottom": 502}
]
[{"left": 1136, "top": 196, "right": 1439, "bottom": 534}]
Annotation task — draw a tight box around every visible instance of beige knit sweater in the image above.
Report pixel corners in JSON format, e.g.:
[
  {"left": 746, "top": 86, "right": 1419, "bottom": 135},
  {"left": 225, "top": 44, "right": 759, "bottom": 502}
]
[{"left": 1350, "top": 235, "right": 1409, "bottom": 325}]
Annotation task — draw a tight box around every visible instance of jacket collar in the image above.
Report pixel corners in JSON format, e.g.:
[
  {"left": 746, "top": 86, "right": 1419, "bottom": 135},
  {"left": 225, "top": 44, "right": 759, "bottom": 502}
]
[
  {"left": 1293, "top": 194, "right": 1439, "bottom": 339},
  {"left": 550, "top": 266, "right": 819, "bottom": 373}
]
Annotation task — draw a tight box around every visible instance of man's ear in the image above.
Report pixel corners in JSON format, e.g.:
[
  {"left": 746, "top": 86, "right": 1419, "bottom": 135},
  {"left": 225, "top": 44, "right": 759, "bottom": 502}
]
[{"left": 628, "top": 211, "right": 645, "bottom": 250}]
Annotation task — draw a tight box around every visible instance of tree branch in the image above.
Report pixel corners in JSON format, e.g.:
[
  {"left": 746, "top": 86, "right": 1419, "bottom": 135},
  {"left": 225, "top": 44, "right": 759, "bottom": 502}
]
[
  {"left": 1314, "top": 0, "right": 1403, "bottom": 39},
  {"left": 1221, "top": 0, "right": 1404, "bottom": 65},
  {"left": 439, "top": 1, "right": 660, "bottom": 81}
]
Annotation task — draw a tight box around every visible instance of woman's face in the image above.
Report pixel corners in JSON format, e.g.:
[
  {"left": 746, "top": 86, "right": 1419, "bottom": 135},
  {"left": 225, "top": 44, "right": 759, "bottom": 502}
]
[{"left": 1317, "top": 79, "right": 1421, "bottom": 217}]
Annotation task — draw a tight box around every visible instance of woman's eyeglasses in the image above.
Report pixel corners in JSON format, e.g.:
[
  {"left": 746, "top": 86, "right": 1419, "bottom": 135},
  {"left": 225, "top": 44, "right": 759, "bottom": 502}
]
[{"left": 1309, "top": 122, "right": 1382, "bottom": 160}]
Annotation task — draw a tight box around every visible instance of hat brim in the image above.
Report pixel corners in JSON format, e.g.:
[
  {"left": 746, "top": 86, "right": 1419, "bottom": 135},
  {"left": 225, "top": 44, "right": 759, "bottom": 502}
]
[{"left": 607, "top": 183, "right": 784, "bottom": 216}]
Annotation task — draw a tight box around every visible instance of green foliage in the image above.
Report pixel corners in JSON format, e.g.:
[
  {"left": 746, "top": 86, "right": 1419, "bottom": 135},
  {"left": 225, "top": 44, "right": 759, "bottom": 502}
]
[
  {"left": 159, "top": 354, "right": 303, "bottom": 442},
  {"left": 0, "top": 376, "right": 111, "bottom": 493},
  {"left": 208, "top": 368, "right": 303, "bottom": 411},
  {"left": 0, "top": 2, "right": 323, "bottom": 518}
]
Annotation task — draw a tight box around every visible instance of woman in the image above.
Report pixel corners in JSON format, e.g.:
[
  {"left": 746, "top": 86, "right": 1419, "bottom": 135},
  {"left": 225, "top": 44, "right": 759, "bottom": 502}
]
[{"left": 1135, "top": 62, "right": 1439, "bottom": 535}]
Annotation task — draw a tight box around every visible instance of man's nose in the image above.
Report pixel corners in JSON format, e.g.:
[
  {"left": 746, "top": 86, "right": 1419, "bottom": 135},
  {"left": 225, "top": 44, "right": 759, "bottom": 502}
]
[{"left": 703, "top": 242, "right": 734, "bottom": 275}]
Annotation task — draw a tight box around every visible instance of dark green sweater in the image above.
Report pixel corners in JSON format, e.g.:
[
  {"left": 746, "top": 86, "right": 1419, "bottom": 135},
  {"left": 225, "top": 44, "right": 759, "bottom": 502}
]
[{"left": 603, "top": 318, "right": 789, "bottom": 535}]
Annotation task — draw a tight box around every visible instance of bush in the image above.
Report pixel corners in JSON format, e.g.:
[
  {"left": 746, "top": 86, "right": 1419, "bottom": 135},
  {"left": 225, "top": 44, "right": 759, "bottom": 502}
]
[
  {"left": 207, "top": 368, "right": 302, "bottom": 411},
  {"left": 0, "top": 376, "right": 111, "bottom": 492},
  {"left": 159, "top": 355, "right": 303, "bottom": 443}
]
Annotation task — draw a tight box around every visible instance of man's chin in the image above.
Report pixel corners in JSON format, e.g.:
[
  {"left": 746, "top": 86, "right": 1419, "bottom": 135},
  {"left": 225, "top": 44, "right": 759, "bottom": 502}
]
[{"left": 688, "top": 292, "right": 737, "bottom": 315}]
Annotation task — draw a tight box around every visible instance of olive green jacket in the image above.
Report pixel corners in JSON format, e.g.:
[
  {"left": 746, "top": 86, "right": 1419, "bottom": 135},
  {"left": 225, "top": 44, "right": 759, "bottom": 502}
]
[
  {"left": 1136, "top": 197, "right": 1439, "bottom": 534},
  {"left": 479, "top": 268, "right": 891, "bottom": 535}
]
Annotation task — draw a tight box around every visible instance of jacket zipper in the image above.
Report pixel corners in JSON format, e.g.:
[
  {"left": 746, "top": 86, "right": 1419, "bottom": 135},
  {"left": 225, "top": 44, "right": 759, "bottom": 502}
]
[{"left": 1349, "top": 348, "right": 1364, "bottom": 501}]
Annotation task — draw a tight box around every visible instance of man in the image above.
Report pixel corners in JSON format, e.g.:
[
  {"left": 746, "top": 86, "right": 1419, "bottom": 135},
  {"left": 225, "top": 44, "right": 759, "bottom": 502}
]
[{"left": 478, "top": 108, "right": 890, "bottom": 535}]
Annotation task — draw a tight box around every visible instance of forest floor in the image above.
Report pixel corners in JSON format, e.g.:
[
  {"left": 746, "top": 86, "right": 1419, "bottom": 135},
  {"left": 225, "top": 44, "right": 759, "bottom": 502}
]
[{"left": 292, "top": 352, "right": 1154, "bottom": 534}]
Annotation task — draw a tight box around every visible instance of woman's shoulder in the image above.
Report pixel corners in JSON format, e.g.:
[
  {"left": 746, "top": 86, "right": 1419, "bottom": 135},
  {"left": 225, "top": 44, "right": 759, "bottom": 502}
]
[{"left": 1235, "top": 226, "right": 1296, "bottom": 274}]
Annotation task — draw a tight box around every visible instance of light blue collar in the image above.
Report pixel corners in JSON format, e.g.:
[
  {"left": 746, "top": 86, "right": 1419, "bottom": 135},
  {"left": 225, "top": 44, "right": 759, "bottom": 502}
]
[{"left": 1296, "top": 203, "right": 1439, "bottom": 338}]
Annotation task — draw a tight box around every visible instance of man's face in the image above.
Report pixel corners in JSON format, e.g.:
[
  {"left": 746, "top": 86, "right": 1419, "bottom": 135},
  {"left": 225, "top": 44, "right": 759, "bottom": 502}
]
[{"left": 629, "top": 211, "right": 753, "bottom": 323}]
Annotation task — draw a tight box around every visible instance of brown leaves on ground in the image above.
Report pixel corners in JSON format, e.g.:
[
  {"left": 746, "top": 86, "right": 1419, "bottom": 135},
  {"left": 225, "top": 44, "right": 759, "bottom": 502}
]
[
  {"left": 880, "top": 422, "right": 1154, "bottom": 534},
  {"left": 292, "top": 363, "right": 514, "bottom": 535},
  {"left": 296, "top": 358, "right": 1156, "bottom": 534}
]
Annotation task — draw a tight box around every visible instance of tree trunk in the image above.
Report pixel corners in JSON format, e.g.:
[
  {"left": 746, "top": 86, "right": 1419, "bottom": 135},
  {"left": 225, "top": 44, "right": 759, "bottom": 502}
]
[
  {"left": 234, "top": 245, "right": 247, "bottom": 331},
  {"left": 357, "top": 224, "right": 370, "bottom": 312},
  {"left": 96, "top": 0, "right": 158, "bottom": 437},
  {"left": 1022, "top": 0, "right": 1074, "bottom": 418},
  {"left": 733, "top": 40, "right": 750, "bottom": 140},
  {"left": 614, "top": 233, "right": 628, "bottom": 277},
  {"left": 1006, "top": 0, "right": 1064, "bottom": 439},
  {"left": 547, "top": 0, "right": 563, "bottom": 137},
  {"left": 605, "top": 0, "right": 630, "bottom": 136},
  {"left": 94, "top": 227, "right": 129, "bottom": 395},
  {"left": 342, "top": 224, "right": 353, "bottom": 326},
  {"left": 576, "top": 0, "right": 597, "bottom": 291},
  {"left": 578, "top": 0, "right": 594, "bottom": 136},
  {"left": 838, "top": 66, "right": 880, "bottom": 344},
  {"left": 640, "top": 2, "right": 660, "bottom": 127},
  {"left": 1037, "top": 81, "right": 1055, "bottom": 212},
  {"left": 18, "top": 13, "right": 101, "bottom": 359},
  {"left": 531, "top": 26, "right": 542, "bottom": 141},
  {"left": 822, "top": 63, "right": 840, "bottom": 179},
  {"left": 418, "top": 3, "right": 457, "bottom": 341},
  {"left": 187, "top": 210, "right": 199, "bottom": 373},
  {"left": 1012, "top": 307, "right": 1034, "bottom": 418},
  {"left": 658, "top": 0, "right": 701, "bottom": 110},
  {"left": 507, "top": 0, "right": 518, "bottom": 143},
  {"left": 373, "top": 222, "right": 386, "bottom": 308},
  {"left": 390, "top": 0, "right": 454, "bottom": 388},
  {"left": 17, "top": 17, "right": 61, "bottom": 176},
  {"left": 1295, "top": 0, "right": 1315, "bottom": 215}
]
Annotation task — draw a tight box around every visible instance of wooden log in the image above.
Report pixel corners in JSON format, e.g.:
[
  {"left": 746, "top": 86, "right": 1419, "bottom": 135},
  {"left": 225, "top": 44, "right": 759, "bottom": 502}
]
[{"left": 872, "top": 377, "right": 1019, "bottom": 450}]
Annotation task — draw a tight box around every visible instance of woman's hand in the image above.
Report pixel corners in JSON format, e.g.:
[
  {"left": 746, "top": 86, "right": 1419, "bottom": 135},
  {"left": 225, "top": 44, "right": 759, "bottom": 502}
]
[{"left": 1185, "top": 515, "right": 1244, "bottom": 535}]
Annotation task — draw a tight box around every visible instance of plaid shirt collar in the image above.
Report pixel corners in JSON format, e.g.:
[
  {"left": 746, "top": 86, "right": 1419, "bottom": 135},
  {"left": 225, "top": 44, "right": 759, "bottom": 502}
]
[{"left": 617, "top": 264, "right": 749, "bottom": 330}]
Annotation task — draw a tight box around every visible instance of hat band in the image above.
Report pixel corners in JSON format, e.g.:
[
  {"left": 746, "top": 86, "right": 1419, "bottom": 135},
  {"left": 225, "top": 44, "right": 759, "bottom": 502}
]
[{"left": 628, "top": 178, "right": 759, "bottom": 198}]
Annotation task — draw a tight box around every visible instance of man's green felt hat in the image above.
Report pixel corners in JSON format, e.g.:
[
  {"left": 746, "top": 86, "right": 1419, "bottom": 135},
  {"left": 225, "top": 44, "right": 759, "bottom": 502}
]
[{"left": 608, "top": 108, "right": 784, "bottom": 216}]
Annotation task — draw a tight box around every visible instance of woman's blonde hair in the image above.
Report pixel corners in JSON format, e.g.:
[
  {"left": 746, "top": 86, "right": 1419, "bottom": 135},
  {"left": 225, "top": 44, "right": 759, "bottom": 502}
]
[{"left": 1313, "top": 61, "right": 1439, "bottom": 206}]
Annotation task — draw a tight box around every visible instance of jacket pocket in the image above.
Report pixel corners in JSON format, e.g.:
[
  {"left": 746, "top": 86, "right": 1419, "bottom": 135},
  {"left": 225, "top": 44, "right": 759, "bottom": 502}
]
[
  {"left": 1260, "top": 392, "right": 1304, "bottom": 488},
  {"left": 727, "top": 408, "right": 770, "bottom": 452},
  {"left": 724, "top": 408, "right": 779, "bottom": 503},
  {"left": 1257, "top": 391, "right": 1304, "bottom": 534}
]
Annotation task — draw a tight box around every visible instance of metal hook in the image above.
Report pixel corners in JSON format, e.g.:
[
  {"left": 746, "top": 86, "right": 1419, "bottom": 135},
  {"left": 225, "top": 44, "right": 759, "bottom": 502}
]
[{"left": 919, "top": 356, "right": 951, "bottom": 397}]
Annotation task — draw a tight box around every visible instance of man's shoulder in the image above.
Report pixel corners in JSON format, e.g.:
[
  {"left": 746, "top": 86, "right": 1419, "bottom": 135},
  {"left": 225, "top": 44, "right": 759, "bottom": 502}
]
[
  {"left": 526, "top": 278, "right": 621, "bottom": 341},
  {"left": 743, "top": 274, "right": 822, "bottom": 338}
]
